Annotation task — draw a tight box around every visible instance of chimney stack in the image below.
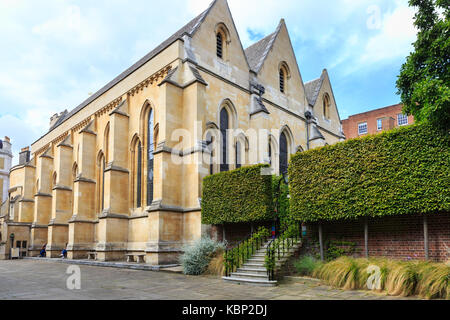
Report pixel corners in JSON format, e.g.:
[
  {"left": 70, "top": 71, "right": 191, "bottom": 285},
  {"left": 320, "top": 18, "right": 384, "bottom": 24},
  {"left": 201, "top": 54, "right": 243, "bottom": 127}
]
[{"left": 19, "top": 147, "right": 30, "bottom": 165}]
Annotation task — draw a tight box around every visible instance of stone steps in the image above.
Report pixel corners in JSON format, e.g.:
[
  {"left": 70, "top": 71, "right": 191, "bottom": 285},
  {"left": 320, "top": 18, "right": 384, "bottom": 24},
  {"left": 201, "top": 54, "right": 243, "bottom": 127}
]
[
  {"left": 223, "top": 237, "right": 302, "bottom": 287},
  {"left": 236, "top": 267, "right": 268, "bottom": 275},
  {"left": 222, "top": 276, "right": 277, "bottom": 287}
]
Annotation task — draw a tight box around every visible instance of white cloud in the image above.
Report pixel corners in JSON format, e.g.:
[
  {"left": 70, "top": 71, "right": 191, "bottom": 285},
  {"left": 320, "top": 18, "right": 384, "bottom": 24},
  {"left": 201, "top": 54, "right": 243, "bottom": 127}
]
[{"left": 361, "top": 2, "right": 417, "bottom": 65}]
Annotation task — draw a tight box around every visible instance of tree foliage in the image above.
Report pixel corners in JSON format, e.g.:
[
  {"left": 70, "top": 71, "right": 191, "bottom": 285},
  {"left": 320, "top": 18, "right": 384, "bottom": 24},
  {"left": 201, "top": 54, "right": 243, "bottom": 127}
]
[{"left": 396, "top": 0, "right": 449, "bottom": 129}]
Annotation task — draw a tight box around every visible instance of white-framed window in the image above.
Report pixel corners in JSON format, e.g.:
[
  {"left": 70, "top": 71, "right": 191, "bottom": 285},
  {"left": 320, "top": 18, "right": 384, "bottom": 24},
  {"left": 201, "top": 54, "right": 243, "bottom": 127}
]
[
  {"left": 358, "top": 122, "right": 368, "bottom": 135},
  {"left": 397, "top": 114, "right": 408, "bottom": 126},
  {"left": 377, "top": 119, "right": 382, "bottom": 131}
]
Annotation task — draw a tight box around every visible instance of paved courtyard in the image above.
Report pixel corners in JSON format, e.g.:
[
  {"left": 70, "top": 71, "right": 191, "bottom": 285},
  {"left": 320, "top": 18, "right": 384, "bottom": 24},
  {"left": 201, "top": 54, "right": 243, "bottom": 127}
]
[{"left": 0, "top": 260, "right": 411, "bottom": 300}]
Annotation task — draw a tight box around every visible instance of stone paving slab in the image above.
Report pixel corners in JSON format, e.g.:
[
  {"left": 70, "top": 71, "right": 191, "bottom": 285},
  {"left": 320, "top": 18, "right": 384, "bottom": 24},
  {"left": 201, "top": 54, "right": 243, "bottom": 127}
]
[{"left": 0, "top": 260, "right": 417, "bottom": 300}]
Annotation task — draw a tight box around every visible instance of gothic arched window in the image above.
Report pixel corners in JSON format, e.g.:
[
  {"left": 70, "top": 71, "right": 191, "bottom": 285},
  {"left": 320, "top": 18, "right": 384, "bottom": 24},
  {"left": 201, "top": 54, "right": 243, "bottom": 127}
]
[
  {"left": 323, "top": 94, "right": 331, "bottom": 119},
  {"left": 136, "top": 141, "right": 142, "bottom": 208},
  {"left": 206, "top": 131, "right": 215, "bottom": 175},
  {"left": 147, "top": 109, "right": 154, "bottom": 206},
  {"left": 216, "top": 32, "right": 223, "bottom": 59},
  {"left": 97, "top": 154, "right": 106, "bottom": 212},
  {"left": 236, "top": 141, "right": 241, "bottom": 169},
  {"left": 279, "top": 68, "right": 285, "bottom": 93},
  {"left": 279, "top": 132, "right": 288, "bottom": 175},
  {"left": 220, "top": 108, "right": 229, "bottom": 172}
]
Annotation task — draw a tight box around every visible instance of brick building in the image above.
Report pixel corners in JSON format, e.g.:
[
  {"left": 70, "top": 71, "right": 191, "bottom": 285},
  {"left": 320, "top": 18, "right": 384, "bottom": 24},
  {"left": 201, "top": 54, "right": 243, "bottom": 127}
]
[{"left": 342, "top": 103, "right": 415, "bottom": 140}]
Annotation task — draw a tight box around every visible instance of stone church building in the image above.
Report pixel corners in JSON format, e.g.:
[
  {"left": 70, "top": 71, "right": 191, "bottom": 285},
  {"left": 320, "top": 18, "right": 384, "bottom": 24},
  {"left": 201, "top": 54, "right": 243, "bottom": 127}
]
[{"left": 0, "top": 0, "right": 344, "bottom": 263}]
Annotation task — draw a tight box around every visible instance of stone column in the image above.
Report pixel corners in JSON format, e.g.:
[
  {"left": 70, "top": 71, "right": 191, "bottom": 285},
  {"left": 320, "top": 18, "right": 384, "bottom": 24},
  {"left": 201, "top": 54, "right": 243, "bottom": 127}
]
[
  {"left": 30, "top": 149, "right": 53, "bottom": 256},
  {"left": 96, "top": 103, "right": 130, "bottom": 261},
  {"left": 145, "top": 81, "right": 184, "bottom": 265},
  {"left": 17, "top": 164, "right": 36, "bottom": 224},
  {"left": 47, "top": 136, "right": 73, "bottom": 258},
  {"left": 67, "top": 122, "right": 97, "bottom": 259}
]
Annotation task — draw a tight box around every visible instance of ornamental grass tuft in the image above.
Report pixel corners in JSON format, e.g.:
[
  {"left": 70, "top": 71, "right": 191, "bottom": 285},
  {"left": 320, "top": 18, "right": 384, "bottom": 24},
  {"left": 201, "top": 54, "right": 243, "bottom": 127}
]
[{"left": 306, "top": 256, "right": 449, "bottom": 300}]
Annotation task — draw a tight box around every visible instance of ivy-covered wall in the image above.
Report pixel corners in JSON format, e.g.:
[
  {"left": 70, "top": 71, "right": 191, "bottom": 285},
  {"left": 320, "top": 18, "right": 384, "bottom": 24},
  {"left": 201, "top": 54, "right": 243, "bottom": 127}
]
[
  {"left": 289, "top": 123, "right": 450, "bottom": 222},
  {"left": 202, "top": 164, "right": 274, "bottom": 224}
]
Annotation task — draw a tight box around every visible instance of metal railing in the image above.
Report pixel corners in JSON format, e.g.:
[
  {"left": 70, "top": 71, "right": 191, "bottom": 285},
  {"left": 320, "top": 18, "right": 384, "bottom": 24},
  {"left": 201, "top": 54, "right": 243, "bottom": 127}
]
[
  {"left": 224, "top": 231, "right": 269, "bottom": 277},
  {"left": 266, "top": 222, "right": 302, "bottom": 281}
]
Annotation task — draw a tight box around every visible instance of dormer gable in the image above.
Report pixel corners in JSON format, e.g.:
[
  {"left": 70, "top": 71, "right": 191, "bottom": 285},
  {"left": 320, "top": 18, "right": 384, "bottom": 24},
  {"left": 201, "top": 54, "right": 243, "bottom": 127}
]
[
  {"left": 247, "top": 19, "right": 307, "bottom": 113},
  {"left": 305, "top": 69, "right": 344, "bottom": 136},
  {"left": 188, "top": 0, "right": 251, "bottom": 82}
]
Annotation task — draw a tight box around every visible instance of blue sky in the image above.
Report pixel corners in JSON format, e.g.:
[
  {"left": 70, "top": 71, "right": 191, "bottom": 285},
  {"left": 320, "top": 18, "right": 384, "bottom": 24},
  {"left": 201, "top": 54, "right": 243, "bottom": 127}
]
[{"left": 0, "top": 0, "right": 417, "bottom": 164}]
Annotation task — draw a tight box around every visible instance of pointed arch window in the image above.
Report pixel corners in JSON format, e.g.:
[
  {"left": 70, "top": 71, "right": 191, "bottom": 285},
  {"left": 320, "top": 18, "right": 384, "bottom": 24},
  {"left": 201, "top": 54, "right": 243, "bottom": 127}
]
[
  {"left": 323, "top": 94, "right": 331, "bottom": 119},
  {"left": 97, "top": 154, "right": 106, "bottom": 212},
  {"left": 136, "top": 141, "right": 142, "bottom": 208},
  {"left": 220, "top": 108, "right": 229, "bottom": 172},
  {"left": 147, "top": 109, "right": 154, "bottom": 206},
  {"left": 268, "top": 142, "right": 272, "bottom": 166},
  {"left": 71, "top": 163, "right": 78, "bottom": 213},
  {"left": 279, "top": 68, "right": 285, "bottom": 93},
  {"left": 216, "top": 32, "right": 223, "bottom": 59},
  {"left": 206, "top": 132, "right": 215, "bottom": 175},
  {"left": 236, "top": 141, "right": 242, "bottom": 169},
  {"left": 101, "top": 157, "right": 105, "bottom": 211},
  {"left": 279, "top": 132, "right": 288, "bottom": 175}
]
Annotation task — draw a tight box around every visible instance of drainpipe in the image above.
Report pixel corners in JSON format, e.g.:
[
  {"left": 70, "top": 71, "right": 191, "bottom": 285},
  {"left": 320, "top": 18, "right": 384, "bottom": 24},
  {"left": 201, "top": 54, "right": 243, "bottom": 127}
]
[
  {"left": 305, "top": 111, "right": 313, "bottom": 151},
  {"left": 424, "top": 215, "right": 429, "bottom": 260}
]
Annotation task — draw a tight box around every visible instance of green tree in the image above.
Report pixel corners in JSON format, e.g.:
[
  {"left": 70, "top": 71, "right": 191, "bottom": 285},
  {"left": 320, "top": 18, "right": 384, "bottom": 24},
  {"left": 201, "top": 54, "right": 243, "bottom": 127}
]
[{"left": 396, "top": 0, "right": 449, "bottom": 129}]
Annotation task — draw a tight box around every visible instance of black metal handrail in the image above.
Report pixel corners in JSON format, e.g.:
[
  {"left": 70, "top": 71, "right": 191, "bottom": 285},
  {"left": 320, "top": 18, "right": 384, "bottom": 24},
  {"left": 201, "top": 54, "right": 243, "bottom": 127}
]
[
  {"left": 265, "top": 221, "right": 302, "bottom": 281},
  {"left": 224, "top": 231, "right": 269, "bottom": 277}
]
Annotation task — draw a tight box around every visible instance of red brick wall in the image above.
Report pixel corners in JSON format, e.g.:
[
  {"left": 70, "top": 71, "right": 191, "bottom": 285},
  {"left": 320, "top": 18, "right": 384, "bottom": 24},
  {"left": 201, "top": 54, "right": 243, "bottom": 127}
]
[
  {"left": 208, "top": 221, "right": 273, "bottom": 247},
  {"left": 303, "top": 213, "right": 450, "bottom": 262},
  {"left": 342, "top": 104, "right": 415, "bottom": 140}
]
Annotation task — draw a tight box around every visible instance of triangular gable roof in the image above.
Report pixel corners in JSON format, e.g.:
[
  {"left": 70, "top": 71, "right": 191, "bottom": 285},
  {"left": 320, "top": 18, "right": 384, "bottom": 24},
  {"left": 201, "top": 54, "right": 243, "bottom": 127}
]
[
  {"left": 244, "top": 22, "right": 282, "bottom": 73},
  {"left": 305, "top": 69, "right": 345, "bottom": 129},
  {"left": 43, "top": 0, "right": 218, "bottom": 136},
  {"left": 304, "top": 75, "right": 325, "bottom": 107}
]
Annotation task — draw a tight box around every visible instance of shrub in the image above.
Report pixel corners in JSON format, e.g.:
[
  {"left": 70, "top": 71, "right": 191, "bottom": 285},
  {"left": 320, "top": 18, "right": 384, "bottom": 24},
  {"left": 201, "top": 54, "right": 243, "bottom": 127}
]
[
  {"left": 202, "top": 164, "right": 274, "bottom": 224},
  {"left": 294, "top": 256, "right": 322, "bottom": 276},
  {"left": 289, "top": 123, "right": 450, "bottom": 222},
  {"left": 180, "top": 237, "right": 225, "bottom": 275}
]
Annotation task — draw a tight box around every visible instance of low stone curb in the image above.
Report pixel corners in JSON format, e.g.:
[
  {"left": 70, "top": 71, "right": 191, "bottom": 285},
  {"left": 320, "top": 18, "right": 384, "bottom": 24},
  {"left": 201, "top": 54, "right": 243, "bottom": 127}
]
[
  {"left": 282, "top": 276, "right": 322, "bottom": 283},
  {"left": 24, "top": 257, "right": 182, "bottom": 273}
]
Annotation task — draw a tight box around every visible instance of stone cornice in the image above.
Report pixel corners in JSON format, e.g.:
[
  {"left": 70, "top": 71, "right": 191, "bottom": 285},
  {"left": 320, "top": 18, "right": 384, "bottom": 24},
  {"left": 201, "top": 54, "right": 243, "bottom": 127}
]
[
  {"left": 104, "top": 163, "right": 129, "bottom": 174},
  {"left": 52, "top": 185, "right": 72, "bottom": 192},
  {"left": 146, "top": 200, "right": 201, "bottom": 214},
  {"left": 48, "top": 220, "right": 69, "bottom": 227},
  {"left": 68, "top": 216, "right": 98, "bottom": 224},
  {"left": 34, "top": 192, "right": 52, "bottom": 198},
  {"left": 127, "top": 66, "right": 172, "bottom": 97},
  {"left": 153, "top": 141, "right": 210, "bottom": 157},
  {"left": 6, "top": 222, "right": 32, "bottom": 227},
  {"left": 19, "top": 198, "right": 35, "bottom": 203},
  {"left": 74, "top": 177, "right": 96, "bottom": 184},
  {"left": 31, "top": 223, "right": 48, "bottom": 229},
  {"left": 94, "top": 97, "right": 123, "bottom": 118},
  {"left": 99, "top": 211, "right": 129, "bottom": 220}
]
